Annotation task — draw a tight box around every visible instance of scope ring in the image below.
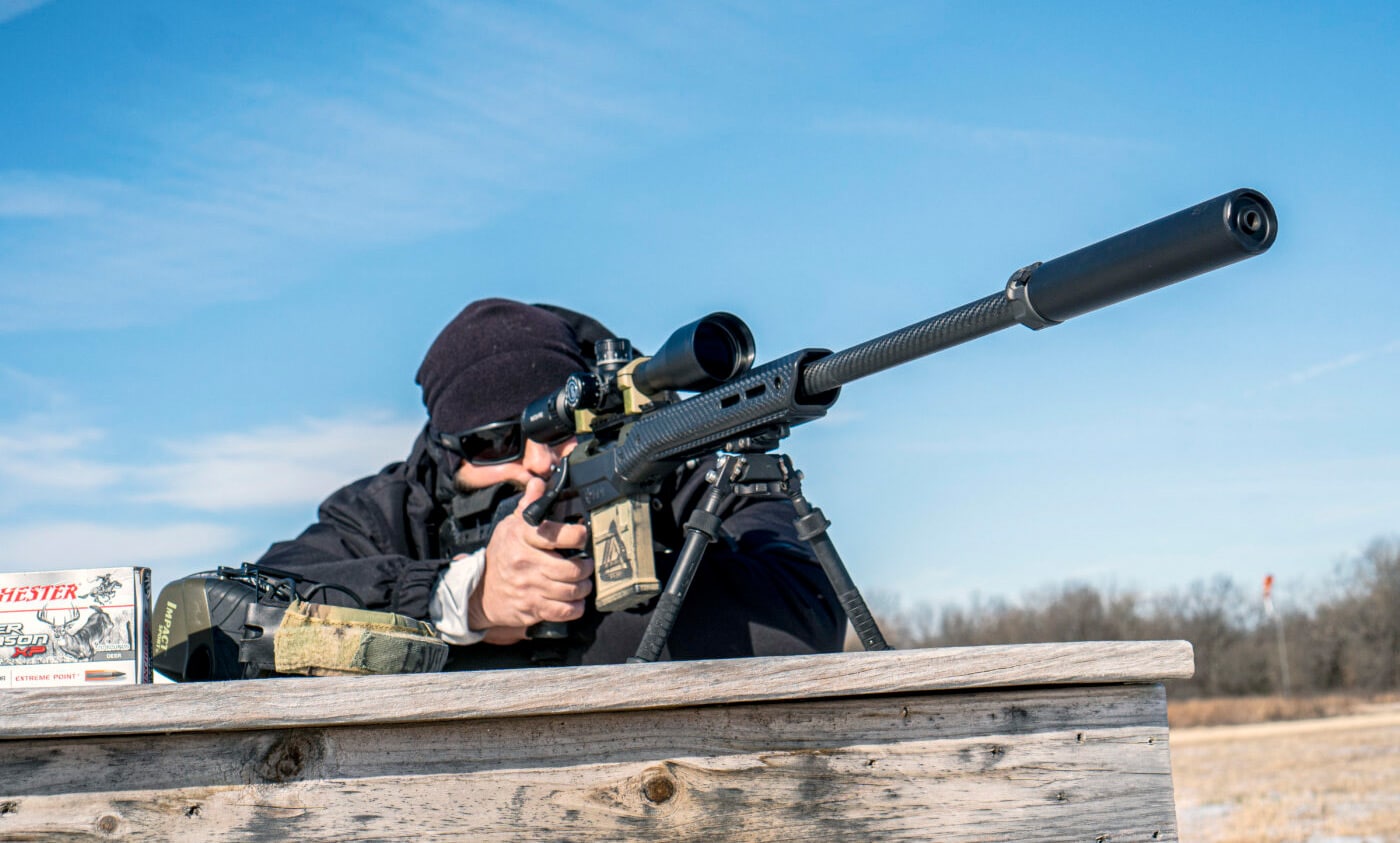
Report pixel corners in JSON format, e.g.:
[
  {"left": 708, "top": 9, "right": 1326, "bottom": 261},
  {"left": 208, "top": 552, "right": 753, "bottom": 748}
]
[{"left": 1005, "top": 262, "right": 1058, "bottom": 330}]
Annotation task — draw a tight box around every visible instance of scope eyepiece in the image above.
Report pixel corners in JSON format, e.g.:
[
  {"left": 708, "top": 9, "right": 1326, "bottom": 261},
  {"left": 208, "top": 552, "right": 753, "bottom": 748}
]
[{"left": 632, "top": 312, "right": 755, "bottom": 395}]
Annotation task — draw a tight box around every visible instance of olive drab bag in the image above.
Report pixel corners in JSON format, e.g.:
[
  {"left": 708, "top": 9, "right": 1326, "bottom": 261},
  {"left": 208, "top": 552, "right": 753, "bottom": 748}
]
[
  {"left": 273, "top": 599, "right": 447, "bottom": 677},
  {"left": 152, "top": 564, "right": 447, "bottom": 681}
]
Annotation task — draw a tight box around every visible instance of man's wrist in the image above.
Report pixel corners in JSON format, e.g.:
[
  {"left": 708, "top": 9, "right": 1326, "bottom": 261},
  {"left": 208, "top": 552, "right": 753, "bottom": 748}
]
[
  {"left": 466, "top": 582, "right": 491, "bottom": 632},
  {"left": 428, "top": 550, "right": 488, "bottom": 645}
]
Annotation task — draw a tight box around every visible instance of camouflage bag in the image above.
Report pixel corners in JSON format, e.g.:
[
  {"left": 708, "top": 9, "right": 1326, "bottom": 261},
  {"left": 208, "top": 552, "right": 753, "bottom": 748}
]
[{"left": 273, "top": 599, "right": 449, "bottom": 677}]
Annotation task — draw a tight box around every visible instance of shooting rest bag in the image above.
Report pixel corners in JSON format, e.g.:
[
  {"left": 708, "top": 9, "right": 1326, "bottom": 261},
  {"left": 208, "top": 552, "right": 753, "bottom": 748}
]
[{"left": 273, "top": 599, "right": 449, "bottom": 677}]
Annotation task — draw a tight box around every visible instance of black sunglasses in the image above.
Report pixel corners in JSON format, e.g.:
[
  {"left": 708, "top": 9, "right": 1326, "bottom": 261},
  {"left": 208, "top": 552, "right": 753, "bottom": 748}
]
[{"left": 435, "top": 420, "right": 525, "bottom": 466}]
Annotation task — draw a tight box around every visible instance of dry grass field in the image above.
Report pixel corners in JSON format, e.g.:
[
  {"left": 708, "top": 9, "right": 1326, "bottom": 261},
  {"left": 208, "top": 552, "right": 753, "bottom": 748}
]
[
  {"left": 1170, "top": 695, "right": 1400, "bottom": 842},
  {"left": 1167, "top": 694, "right": 1396, "bottom": 730}
]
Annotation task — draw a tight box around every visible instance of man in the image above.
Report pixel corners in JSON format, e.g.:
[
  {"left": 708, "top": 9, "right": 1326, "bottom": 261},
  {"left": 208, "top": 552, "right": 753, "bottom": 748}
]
[{"left": 256, "top": 298, "right": 845, "bottom": 668}]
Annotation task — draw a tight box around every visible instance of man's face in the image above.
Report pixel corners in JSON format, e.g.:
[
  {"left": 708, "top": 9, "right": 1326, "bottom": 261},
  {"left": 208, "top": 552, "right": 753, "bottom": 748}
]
[{"left": 453, "top": 435, "right": 577, "bottom": 492}]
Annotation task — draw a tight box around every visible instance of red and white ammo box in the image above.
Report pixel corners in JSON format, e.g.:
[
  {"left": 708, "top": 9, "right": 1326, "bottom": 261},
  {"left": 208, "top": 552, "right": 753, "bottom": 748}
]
[{"left": 0, "top": 566, "right": 152, "bottom": 688}]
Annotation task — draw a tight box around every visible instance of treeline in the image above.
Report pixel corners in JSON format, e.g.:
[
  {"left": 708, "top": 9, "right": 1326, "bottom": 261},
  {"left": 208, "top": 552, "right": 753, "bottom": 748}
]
[{"left": 870, "top": 538, "right": 1400, "bottom": 698}]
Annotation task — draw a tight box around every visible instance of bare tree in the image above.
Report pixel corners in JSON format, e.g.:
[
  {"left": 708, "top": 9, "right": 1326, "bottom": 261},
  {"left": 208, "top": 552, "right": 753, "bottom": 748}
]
[{"left": 865, "top": 538, "right": 1400, "bottom": 699}]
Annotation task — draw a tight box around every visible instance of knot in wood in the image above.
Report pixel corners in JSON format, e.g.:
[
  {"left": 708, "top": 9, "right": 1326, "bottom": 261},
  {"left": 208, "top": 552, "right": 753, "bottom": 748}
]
[
  {"left": 256, "top": 731, "right": 324, "bottom": 783},
  {"left": 642, "top": 772, "right": 676, "bottom": 804},
  {"left": 97, "top": 814, "right": 119, "bottom": 834}
]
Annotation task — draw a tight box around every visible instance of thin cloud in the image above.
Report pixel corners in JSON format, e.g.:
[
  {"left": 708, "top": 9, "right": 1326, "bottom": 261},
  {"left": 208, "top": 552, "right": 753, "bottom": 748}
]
[
  {"left": 0, "top": 172, "right": 124, "bottom": 218},
  {"left": 0, "top": 364, "right": 73, "bottom": 410},
  {"left": 812, "top": 113, "right": 1160, "bottom": 155},
  {"left": 0, "top": 408, "right": 422, "bottom": 513},
  {"left": 0, "top": 425, "right": 124, "bottom": 512},
  {"left": 1242, "top": 338, "right": 1400, "bottom": 398},
  {"left": 0, "top": 521, "right": 241, "bottom": 570},
  {"left": 0, "top": 412, "right": 421, "bottom": 576},
  {"left": 0, "top": 373, "right": 119, "bottom": 508},
  {"left": 0, "top": 0, "right": 50, "bottom": 26},
  {"left": 136, "top": 415, "right": 424, "bottom": 510},
  {"left": 0, "top": 2, "right": 661, "bottom": 332},
  {"left": 1280, "top": 339, "right": 1400, "bottom": 387},
  {"left": 0, "top": 428, "right": 122, "bottom": 486}
]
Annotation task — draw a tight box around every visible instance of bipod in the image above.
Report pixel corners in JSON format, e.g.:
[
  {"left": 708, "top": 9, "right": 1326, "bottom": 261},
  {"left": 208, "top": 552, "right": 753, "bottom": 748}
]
[{"left": 628, "top": 452, "right": 890, "bottom": 663}]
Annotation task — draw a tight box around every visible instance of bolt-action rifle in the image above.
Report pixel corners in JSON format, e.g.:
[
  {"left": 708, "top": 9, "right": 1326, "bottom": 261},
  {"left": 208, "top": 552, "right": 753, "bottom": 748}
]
[{"left": 516, "top": 188, "right": 1278, "bottom": 663}]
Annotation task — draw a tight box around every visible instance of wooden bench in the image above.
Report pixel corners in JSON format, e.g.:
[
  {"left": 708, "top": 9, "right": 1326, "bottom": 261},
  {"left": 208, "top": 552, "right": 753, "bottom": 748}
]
[{"left": 0, "top": 640, "right": 1192, "bottom": 841}]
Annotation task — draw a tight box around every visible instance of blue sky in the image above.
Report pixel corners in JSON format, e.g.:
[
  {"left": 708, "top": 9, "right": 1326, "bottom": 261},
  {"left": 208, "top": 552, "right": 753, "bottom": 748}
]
[{"left": 1, "top": 1, "right": 1396, "bottom": 614}]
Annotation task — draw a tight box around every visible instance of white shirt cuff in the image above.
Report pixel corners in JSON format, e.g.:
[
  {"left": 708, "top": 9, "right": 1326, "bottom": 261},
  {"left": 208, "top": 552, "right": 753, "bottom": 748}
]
[{"left": 428, "top": 550, "right": 488, "bottom": 646}]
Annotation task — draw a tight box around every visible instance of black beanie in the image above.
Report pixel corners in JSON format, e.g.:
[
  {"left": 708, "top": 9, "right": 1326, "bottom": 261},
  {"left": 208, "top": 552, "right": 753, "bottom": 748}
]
[{"left": 416, "top": 298, "right": 589, "bottom": 434}]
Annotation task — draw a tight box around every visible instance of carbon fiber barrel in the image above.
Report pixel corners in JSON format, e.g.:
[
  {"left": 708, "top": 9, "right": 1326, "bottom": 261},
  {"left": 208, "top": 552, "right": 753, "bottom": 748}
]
[{"left": 801, "top": 293, "right": 1017, "bottom": 396}]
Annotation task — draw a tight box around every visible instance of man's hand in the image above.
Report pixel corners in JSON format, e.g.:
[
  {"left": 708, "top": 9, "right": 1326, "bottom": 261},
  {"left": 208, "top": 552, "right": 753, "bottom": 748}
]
[{"left": 467, "top": 477, "right": 592, "bottom": 644}]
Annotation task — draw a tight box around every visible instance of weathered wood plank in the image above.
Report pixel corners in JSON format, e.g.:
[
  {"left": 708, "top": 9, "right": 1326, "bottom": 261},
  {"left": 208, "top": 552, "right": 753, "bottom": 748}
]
[
  {"left": 0, "top": 640, "right": 1193, "bottom": 739},
  {"left": 0, "top": 684, "right": 1178, "bottom": 842},
  {"left": 0, "top": 684, "right": 1161, "bottom": 795}
]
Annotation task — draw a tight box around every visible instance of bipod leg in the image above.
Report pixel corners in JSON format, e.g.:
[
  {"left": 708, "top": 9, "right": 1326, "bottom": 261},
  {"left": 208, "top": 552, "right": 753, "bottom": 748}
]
[
  {"left": 781, "top": 457, "right": 891, "bottom": 651},
  {"left": 628, "top": 458, "right": 735, "bottom": 663}
]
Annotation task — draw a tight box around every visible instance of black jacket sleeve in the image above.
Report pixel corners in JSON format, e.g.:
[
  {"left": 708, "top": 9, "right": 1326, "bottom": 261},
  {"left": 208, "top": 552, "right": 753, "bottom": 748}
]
[{"left": 254, "top": 465, "right": 450, "bottom": 619}]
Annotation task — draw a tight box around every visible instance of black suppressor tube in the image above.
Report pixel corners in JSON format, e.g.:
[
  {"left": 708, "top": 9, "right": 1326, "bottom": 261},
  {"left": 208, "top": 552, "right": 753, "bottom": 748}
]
[
  {"left": 1021, "top": 188, "right": 1275, "bottom": 323},
  {"left": 800, "top": 188, "right": 1276, "bottom": 396}
]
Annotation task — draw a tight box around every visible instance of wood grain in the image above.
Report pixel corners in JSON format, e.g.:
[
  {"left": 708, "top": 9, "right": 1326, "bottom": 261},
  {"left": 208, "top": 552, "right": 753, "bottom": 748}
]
[
  {"left": 0, "top": 684, "right": 1179, "bottom": 842},
  {"left": 0, "top": 640, "right": 1193, "bottom": 739}
]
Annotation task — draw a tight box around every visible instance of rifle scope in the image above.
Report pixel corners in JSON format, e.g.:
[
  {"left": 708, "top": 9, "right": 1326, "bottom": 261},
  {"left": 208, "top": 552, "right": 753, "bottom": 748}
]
[
  {"left": 522, "top": 312, "right": 756, "bottom": 444},
  {"left": 800, "top": 188, "right": 1276, "bottom": 396},
  {"left": 631, "top": 312, "right": 755, "bottom": 395}
]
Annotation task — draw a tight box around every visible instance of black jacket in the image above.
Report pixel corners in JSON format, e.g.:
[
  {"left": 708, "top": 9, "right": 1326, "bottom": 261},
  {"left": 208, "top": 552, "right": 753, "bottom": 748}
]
[{"left": 255, "top": 428, "right": 846, "bottom": 667}]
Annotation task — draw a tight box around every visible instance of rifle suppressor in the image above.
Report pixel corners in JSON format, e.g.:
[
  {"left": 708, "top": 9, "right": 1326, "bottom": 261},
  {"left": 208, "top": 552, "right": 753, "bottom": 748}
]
[{"left": 800, "top": 188, "right": 1276, "bottom": 396}]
